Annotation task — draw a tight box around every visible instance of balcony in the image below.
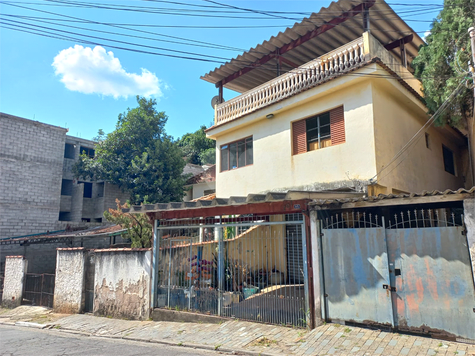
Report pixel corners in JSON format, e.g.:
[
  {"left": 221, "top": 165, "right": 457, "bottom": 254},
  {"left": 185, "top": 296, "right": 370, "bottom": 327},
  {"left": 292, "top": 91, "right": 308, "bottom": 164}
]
[{"left": 212, "top": 33, "right": 421, "bottom": 128}]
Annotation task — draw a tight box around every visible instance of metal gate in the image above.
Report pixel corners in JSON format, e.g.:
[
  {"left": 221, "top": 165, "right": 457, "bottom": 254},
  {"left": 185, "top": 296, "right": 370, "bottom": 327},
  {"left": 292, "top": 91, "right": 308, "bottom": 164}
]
[
  {"left": 23, "top": 273, "right": 55, "bottom": 308},
  {"left": 321, "top": 209, "right": 475, "bottom": 340},
  {"left": 84, "top": 251, "right": 95, "bottom": 313},
  {"left": 154, "top": 214, "right": 310, "bottom": 327}
]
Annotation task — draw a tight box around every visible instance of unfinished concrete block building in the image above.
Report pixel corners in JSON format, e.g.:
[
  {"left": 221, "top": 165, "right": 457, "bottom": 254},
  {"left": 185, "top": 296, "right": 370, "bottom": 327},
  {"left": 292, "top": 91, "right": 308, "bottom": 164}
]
[{"left": 0, "top": 113, "right": 129, "bottom": 238}]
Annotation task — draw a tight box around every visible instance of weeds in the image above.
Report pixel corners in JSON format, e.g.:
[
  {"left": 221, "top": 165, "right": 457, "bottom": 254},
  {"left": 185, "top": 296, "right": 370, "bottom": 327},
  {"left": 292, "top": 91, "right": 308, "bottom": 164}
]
[
  {"left": 344, "top": 327, "right": 352, "bottom": 333},
  {"left": 214, "top": 344, "right": 222, "bottom": 350},
  {"left": 177, "top": 342, "right": 183, "bottom": 346}
]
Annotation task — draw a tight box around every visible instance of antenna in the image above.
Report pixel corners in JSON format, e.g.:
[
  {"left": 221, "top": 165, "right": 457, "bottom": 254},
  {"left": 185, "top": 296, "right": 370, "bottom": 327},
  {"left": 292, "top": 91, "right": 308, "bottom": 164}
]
[{"left": 211, "top": 95, "right": 224, "bottom": 108}]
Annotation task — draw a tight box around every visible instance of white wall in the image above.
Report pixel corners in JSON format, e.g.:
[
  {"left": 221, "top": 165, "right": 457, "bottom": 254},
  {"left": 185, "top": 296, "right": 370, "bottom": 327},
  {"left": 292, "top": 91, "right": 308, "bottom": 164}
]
[{"left": 213, "top": 78, "right": 377, "bottom": 197}]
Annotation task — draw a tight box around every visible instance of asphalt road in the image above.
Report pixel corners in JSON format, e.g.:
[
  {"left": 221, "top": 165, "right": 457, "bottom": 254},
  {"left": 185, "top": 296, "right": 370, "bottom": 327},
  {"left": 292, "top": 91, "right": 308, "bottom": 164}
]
[{"left": 0, "top": 325, "right": 216, "bottom": 356}]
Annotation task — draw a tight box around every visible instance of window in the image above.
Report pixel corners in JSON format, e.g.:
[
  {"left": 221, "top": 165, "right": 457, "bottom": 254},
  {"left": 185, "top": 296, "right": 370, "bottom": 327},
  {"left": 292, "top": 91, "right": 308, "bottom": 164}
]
[
  {"left": 293, "top": 106, "right": 345, "bottom": 155},
  {"left": 204, "top": 189, "right": 215, "bottom": 195},
  {"left": 220, "top": 137, "right": 253, "bottom": 171},
  {"left": 64, "top": 143, "right": 75, "bottom": 159},
  {"left": 79, "top": 181, "right": 93, "bottom": 198},
  {"left": 61, "top": 179, "right": 73, "bottom": 196},
  {"left": 442, "top": 145, "right": 455, "bottom": 175},
  {"left": 80, "top": 146, "right": 95, "bottom": 158}
]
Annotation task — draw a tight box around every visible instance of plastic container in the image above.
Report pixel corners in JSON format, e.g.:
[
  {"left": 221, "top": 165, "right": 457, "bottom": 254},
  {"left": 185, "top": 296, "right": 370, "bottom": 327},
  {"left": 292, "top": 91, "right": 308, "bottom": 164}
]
[{"left": 243, "top": 286, "right": 259, "bottom": 299}]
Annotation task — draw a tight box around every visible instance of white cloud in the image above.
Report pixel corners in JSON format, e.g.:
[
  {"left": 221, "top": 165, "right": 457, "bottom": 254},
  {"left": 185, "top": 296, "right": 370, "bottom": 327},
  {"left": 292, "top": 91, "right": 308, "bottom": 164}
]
[
  {"left": 423, "top": 31, "right": 431, "bottom": 43},
  {"left": 52, "top": 45, "right": 162, "bottom": 99}
]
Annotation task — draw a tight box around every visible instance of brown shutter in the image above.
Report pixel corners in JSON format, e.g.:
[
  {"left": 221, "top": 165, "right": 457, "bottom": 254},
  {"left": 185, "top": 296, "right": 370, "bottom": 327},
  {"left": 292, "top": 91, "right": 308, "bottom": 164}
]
[
  {"left": 330, "top": 106, "right": 345, "bottom": 145},
  {"left": 292, "top": 120, "right": 307, "bottom": 155}
]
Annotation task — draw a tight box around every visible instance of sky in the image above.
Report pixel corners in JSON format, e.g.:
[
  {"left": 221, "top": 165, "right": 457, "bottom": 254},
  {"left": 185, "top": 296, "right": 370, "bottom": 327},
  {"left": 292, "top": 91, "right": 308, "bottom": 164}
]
[{"left": 0, "top": 0, "right": 442, "bottom": 141}]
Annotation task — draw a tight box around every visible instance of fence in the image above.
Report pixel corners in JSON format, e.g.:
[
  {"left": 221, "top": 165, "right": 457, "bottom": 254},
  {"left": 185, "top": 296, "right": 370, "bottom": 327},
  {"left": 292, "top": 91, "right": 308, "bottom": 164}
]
[
  {"left": 23, "top": 273, "right": 55, "bottom": 308},
  {"left": 0, "top": 275, "right": 3, "bottom": 301},
  {"left": 154, "top": 214, "right": 310, "bottom": 327}
]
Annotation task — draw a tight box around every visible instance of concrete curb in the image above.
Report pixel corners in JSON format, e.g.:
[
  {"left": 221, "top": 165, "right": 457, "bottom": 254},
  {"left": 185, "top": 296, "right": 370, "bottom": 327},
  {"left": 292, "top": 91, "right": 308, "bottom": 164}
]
[
  {"left": 14, "top": 321, "right": 47, "bottom": 329},
  {"left": 48, "top": 324, "right": 281, "bottom": 356}
]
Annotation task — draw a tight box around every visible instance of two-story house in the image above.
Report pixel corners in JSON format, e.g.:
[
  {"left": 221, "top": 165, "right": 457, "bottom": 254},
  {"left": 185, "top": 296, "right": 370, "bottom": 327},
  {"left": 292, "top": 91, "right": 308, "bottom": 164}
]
[{"left": 202, "top": 0, "right": 470, "bottom": 198}]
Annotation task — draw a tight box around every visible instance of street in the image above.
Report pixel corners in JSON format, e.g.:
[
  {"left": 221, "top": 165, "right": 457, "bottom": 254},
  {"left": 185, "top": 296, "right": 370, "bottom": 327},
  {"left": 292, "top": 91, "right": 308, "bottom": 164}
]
[{"left": 0, "top": 325, "right": 216, "bottom": 356}]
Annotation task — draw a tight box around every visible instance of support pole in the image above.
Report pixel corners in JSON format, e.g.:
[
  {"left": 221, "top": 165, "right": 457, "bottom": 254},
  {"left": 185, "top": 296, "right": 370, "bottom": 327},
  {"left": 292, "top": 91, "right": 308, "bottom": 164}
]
[
  {"left": 151, "top": 219, "right": 160, "bottom": 309},
  {"left": 215, "top": 217, "right": 224, "bottom": 316},
  {"left": 468, "top": 27, "right": 475, "bottom": 185},
  {"left": 301, "top": 215, "right": 310, "bottom": 329},
  {"left": 363, "top": 2, "right": 370, "bottom": 33},
  {"left": 218, "top": 81, "right": 223, "bottom": 103}
]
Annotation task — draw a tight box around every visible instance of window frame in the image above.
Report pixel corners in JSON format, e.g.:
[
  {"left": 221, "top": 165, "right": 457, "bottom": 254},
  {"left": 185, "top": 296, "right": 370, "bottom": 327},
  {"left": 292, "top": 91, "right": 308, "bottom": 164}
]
[
  {"left": 220, "top": 136, "right": 253, "bottom": 172},
  {"left": 442, "top": 145, "right": 456, "bottom": 176},
  {"left": 306, "top": 111, "right": 331, "bottom": 151}
]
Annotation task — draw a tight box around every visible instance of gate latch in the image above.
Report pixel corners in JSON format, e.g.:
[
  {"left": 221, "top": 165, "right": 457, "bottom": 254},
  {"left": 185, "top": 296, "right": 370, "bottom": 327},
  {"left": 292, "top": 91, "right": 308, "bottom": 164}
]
[{"left": 383, "top": 284, "right": 396, "bottom": 292}]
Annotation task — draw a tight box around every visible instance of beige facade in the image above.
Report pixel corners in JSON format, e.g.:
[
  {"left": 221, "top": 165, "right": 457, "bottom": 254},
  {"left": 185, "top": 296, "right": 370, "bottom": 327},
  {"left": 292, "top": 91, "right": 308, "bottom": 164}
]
[{"left": 205, "top": 33, "right": 469, "bottom": 198}]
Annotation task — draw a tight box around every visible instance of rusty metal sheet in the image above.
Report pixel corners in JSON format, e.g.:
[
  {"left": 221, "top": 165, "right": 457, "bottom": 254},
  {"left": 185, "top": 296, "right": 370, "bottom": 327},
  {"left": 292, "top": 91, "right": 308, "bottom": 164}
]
[
  {"left": 322, "top": 228, "right": 394, "bottom": 325},
  {"left": 387, "top": 227, "right": 475, "bottom": 340}
]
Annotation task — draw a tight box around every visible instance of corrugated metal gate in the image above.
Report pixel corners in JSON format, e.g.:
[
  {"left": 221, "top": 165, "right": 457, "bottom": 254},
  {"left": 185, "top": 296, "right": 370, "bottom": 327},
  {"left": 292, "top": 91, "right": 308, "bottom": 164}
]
[
  {"left": 22, "top": 273, "right": 55, "bottom": 308},
  {"left": 155, "top": 214, "right": 310, "bottom": 327},
  {"left": 321, "top": 209, "right": 475, "bottom": 340}
]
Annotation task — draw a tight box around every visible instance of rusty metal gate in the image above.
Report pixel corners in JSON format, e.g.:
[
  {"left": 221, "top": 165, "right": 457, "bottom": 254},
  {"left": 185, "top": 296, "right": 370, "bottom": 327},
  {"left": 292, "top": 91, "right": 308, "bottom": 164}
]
[
  {"left": 84, "top": 251, "right": 95, "bottom": 313},
  {"left": 321, "top": 209, "right": 475, "bottom": 340},
  {"left": 154, "top": 214, "right": 310, "bottom": 327},
  {"left": 23, "top": 273, "right": 55, "bottom": 308}
]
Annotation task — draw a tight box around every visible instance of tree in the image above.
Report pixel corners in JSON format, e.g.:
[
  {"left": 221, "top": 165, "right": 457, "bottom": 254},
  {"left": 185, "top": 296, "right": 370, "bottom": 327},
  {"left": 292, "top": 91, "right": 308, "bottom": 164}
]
[
  {"left": 73, "top": 96, "right": 187, "bottom": 204},
  {"left": 178, "top": 125, "right": 216, "bottom": 165},
  {"left": 412, "top": 0, "right": 474, "bottom": 178},
  {"left": 104, "top": 199, "right": 152, "bottom": 248}
]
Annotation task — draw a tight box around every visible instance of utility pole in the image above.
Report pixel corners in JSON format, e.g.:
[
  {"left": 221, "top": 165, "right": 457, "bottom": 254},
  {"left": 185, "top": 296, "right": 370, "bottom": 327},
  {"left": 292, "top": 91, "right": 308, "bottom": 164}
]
[{"left": 468, "top": 27, "right": 475, "bottom": 185}]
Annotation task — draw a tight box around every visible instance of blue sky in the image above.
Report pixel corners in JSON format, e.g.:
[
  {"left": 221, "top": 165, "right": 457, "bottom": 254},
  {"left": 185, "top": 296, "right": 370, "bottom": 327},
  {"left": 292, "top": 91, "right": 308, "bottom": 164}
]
[{"left": 0, "top": 0, "right": 442, "bottom": 141}]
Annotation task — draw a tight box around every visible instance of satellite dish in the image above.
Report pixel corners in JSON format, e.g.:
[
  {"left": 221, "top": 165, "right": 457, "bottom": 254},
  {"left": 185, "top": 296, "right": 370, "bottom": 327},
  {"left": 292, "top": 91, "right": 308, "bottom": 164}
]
[{"left": 211, "top": 95, "right": 224, "bottom": 108}]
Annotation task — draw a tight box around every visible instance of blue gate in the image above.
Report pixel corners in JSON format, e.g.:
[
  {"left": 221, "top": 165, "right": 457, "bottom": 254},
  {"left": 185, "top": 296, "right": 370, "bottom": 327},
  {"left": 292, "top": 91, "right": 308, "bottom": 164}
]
[{"left": 321, "top": 209, "right": 475, "bottom": 340}]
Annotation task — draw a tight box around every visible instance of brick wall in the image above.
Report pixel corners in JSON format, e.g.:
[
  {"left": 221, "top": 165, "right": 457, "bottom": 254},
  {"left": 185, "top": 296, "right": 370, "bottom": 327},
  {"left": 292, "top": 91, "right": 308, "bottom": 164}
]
[{"left": 0, "top": 113, "right": 68, "bottom": 238}]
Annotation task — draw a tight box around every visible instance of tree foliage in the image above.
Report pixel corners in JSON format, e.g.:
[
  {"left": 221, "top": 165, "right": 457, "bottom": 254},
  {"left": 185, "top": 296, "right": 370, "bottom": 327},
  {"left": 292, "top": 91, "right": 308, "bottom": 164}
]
[
  {"left": 412, "top": 0, "right": 474, "bottom": 128},
  {"left": 73, "top": 96, "right": 186, "bottom": 204},
  {"left": 104, "top": 199, "right": 152, "bottom": 248},
  {"left": 178, "top": 125, "right": 216, "bottom": 165}
]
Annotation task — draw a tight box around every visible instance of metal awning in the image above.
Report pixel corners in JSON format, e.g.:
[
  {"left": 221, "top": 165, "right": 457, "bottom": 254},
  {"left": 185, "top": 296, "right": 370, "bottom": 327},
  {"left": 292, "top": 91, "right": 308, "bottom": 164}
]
[
  {"left": 201, "top": 0, "right": 424, "bottom": 93},
  {"left": 125, "top": 191, "right": 365, "bottom": 219}
]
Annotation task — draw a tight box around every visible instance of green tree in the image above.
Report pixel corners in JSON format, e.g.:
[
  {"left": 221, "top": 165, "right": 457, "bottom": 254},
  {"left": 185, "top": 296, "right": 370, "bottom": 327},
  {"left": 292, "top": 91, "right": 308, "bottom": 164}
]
[
  {"left": 178, "top": 125, "right": 216, "bottom": 165},
  {"left": 412, "top": 0, "right": 474, "bottom": 177},
  {"left": 73, "top": 96, "right": 186, "bottom": 204},
  {"left": 104, "top": 199, "right": 152, "bottom": 248}
]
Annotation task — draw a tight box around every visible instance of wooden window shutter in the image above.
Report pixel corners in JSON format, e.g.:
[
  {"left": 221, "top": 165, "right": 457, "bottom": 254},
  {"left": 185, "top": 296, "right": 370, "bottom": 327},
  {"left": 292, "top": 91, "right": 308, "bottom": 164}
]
[
  {"left": 330, "top": 106, "right": 345, "bottom": 145},
  {"left": 292, "top": 120, "right": 307, "bottom": 155}
]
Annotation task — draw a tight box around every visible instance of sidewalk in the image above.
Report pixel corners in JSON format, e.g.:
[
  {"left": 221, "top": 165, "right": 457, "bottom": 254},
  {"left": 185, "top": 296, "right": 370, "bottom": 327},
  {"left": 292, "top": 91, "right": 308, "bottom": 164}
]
[{"left": 1, "top": 306, "right": 474, "bottom": 356}]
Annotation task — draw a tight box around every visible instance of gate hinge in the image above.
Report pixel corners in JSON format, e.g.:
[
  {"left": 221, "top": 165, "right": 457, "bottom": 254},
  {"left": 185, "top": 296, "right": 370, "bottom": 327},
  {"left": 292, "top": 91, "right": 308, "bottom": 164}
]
[{"left": 383, "top": 284, "right": 396, "bottom": 292}]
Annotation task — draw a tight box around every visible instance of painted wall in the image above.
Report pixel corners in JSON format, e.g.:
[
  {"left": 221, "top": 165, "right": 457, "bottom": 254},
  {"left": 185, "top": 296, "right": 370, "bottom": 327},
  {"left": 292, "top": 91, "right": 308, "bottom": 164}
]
[
  {"left": 94, "top": 249, "right": 151, "bottom": 320},
  {"left": 54, "top": 248, "right": 86, "bottom": 313},
  {"left": 464, "top": 198, "right": 475, "bottom": 287},
  {"left": 211, "top": 77, "right": 377, "bottom": 198},
  {"left": 371, "top": 79, "right": 466, "bottom": 193},
  {"left": 1, "top": 256, "right": 27, "bottom": 308},
  {"left": 191, "top": 181, "right": 216, "bottom": 200}
]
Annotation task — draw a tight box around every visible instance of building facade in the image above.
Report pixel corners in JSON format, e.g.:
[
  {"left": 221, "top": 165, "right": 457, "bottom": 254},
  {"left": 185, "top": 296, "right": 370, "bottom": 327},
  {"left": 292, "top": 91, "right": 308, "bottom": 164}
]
[
  {"left": 202, "top": 1, "right": 470, "bottom": 198},
  {"left": 0, "top": 113, "right": 128, "bottom": 238}
]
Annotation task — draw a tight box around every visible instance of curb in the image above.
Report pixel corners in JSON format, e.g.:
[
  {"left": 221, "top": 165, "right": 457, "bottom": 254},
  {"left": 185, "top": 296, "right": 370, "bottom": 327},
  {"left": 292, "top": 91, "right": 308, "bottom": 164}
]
[{"left": 14, "top": 321, "right": 47, "bottom": 329}]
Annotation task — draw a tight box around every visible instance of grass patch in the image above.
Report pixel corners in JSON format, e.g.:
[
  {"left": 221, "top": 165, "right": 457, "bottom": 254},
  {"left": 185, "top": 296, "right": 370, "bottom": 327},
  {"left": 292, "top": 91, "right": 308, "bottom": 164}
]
[
  {"left": 253, "top": 337, "right": 278, "bottom": 347},
  {"left": 214, "top": 344, "right": 221, "bottom": 350},
  {"left": 177, "top": 342, "right": 183, "bottom": 346},
  {"left": 344, "top": 327, "right": 352, "bottom": 333}
]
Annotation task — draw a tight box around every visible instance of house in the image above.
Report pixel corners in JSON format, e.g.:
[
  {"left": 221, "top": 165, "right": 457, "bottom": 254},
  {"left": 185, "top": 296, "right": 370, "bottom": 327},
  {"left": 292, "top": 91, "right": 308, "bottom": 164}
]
[
  {"left": 183, "top": 163, "right": 216, "bottom": 201},
  {"left": 201, "top": 0, "right": 471, "bottom": 198},
  {"left": 0, "top": 113, "right": 129, "bottom": 239}
]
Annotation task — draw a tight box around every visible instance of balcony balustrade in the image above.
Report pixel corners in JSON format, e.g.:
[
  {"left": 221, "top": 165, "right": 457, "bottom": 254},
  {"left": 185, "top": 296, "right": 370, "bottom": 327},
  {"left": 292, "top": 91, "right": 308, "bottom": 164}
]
[{"left": 214, "top": 37, "right": 365, "bottom": 126}]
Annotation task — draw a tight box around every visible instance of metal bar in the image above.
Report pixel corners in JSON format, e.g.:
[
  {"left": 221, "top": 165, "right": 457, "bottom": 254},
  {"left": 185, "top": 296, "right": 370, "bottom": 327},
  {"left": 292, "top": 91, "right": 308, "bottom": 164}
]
[
  {"left": 167, "top": 239, "right": 172, "bottom": 308},
  {"left": 157, "top": 220, "right": 305, "bottom": 230},
  {"left": 318, "top": 220, "right": 327, "bottom": 322},
  {"left": 151, "top": 219, "right": 159, "bottom": 308},
  {"left": 217, "top": 218, "right": 224, "bottom": 316}
]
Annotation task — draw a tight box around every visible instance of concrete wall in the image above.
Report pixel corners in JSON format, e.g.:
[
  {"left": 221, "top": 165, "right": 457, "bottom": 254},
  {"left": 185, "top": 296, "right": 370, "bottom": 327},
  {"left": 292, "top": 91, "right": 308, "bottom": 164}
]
[
  {"left": 94, "top": 249, "right": 151, "bottom": 320},
  {"left": 54, "top": 248, "right": 86, "bottom": 313},
  {"left": 0, "top": 113, "right": 67, "bottom": 238},
  {"left": 371, "top": 79, "right": 466, "bottom": 193},
  {"left": 464, "top": 198, "right": 475, "bottom": 287},
  {"left": 210, "top": 77, "right": 377, "bottom": 198},
  {"left": 191, "top": 181, "right": 216, "bottom": 200},
  {"left": 1, "top": 256, "right": 27, "bottom": 308}
]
